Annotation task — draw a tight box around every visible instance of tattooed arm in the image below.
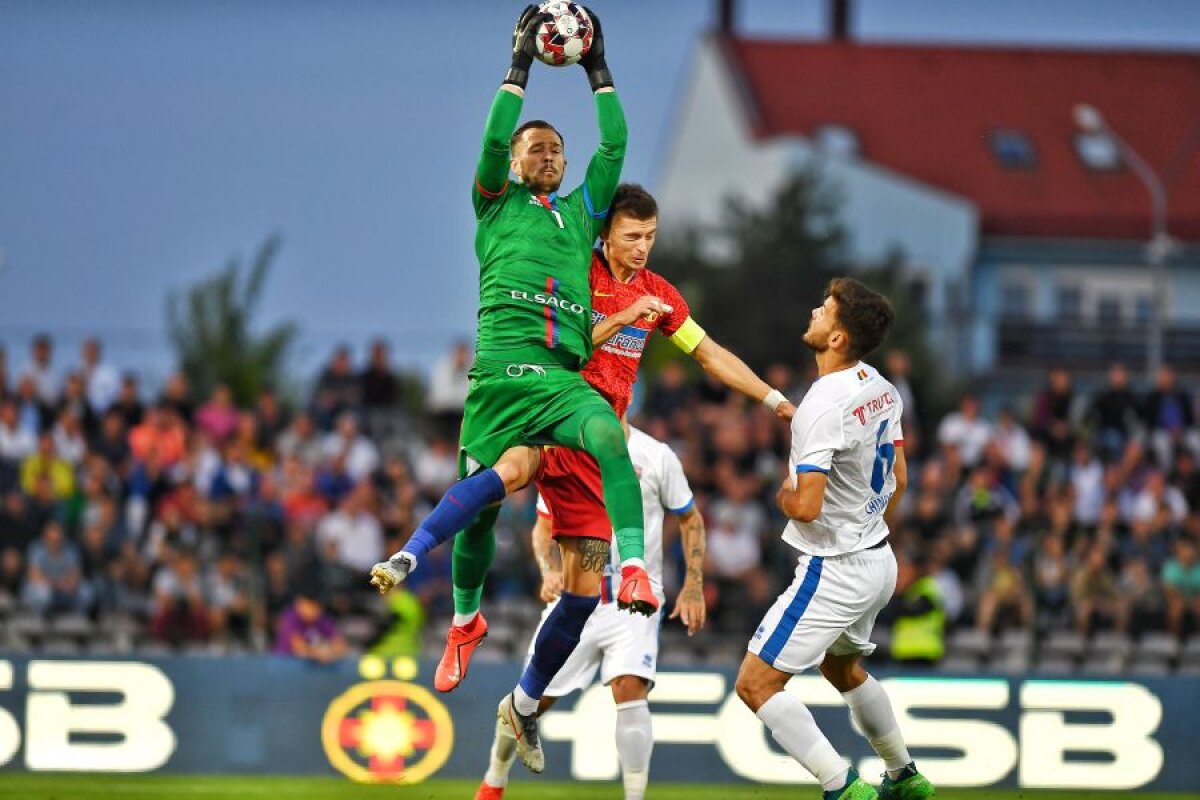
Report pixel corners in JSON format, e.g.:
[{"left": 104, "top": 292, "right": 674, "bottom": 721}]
[
  {"left": 532, "top": 513, "right": 563, "bottom": 603},
  {"left": 669, "top": 506, "right": 707, "bottom": 635}
]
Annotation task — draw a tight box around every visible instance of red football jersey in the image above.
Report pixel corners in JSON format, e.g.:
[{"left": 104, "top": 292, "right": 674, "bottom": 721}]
[
  {"left": 582, "top": 251, "right": 691, "bottom": 418},
  {"left": 535, "top": 446, "right": 611, "bottom": 541}
]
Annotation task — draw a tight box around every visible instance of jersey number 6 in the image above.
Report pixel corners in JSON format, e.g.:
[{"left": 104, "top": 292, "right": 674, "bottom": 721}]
[{"left": 871, "top": 420, "right": 896, "bottom": 494}]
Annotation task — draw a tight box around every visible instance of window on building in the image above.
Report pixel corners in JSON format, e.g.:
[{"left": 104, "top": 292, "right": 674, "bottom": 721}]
[
  {"left": 1057, "top": 285, "right": 1083, "bottom": 322},
  {"left": 1135, "top": 296, "right": 1154, "bottom": 324},
  {"left": 814, "top": 125, "right": 860, "bottom": 159},
  {"left": 1097, "top": 295, "right": 1122, "bottom": 324},
  {"left": 988, "top": 130, "right": 1037, "bottom": 169},
  {"left": 1000, "top": 282, "right": 1031, "bottom": 319},
  {"left": 1074, "top": 132, "right": 1122, "bottom": 171}
]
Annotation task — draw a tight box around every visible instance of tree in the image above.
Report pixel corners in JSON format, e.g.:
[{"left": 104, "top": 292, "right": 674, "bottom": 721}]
[
  {"left": 650, "top": 171, "right": 947, "bottom": 411},
  {"left": 166, "top": 236, "right": 299, "bottom": 406}
]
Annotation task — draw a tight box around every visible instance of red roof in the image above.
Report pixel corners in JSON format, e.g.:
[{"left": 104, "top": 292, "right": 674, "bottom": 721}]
[{"left": 723, "top": 38, "right": 1200, "bottom": 240}]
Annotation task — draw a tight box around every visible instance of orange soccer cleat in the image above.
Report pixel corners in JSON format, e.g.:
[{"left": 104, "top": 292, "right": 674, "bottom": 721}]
[
  {"left": 434, "top": 613, "right": 488, "bottom": 692},
  {"left": 474, "top": 781, "right": 505, "bottom": 800},
  {"left": 617, "top": 564, "right": 659, "bottom": 616}
]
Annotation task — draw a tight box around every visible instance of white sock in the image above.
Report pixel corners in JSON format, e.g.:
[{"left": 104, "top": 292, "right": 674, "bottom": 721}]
[
  {"left": 513, "top": 684, "right": 539, "bottom": 716},
  {"left": 615, "top": 700, "right": 653, "bottom": 800},
  {"left": 842, "top": 675, "right": 912, "bottom": 777},
  {"left": 756, "top": 692, "right": 849, "bottom": 791},
  {"left": 483, "top": 715, "right": 518, "bottom": 787},
  {"left": 453, "top": 610, "right": 480, "bottom": 627}
]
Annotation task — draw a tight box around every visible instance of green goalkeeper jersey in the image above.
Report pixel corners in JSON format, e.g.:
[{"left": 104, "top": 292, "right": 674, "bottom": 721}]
[{"left": 471, "top": 88, "right": 627, "bottom": 370}]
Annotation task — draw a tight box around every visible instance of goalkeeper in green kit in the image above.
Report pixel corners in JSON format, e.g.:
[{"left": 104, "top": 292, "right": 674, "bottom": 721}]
[{"left": 370, "top": 3, "right": 655, "bottom": 714}]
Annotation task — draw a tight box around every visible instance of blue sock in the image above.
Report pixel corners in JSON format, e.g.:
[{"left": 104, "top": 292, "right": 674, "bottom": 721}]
[
  {"left": 402, "top": 469, "right": 505, "bottom": 561},
  {"left": 518, "top": 591, "right": 599, "bottom": 701}
]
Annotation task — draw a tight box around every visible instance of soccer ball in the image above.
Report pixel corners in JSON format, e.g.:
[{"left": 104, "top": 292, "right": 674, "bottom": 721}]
[{"left": 534, "top": 1, "right": 593, "bottom": 67}]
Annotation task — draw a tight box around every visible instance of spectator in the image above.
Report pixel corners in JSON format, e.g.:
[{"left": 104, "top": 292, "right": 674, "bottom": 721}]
[
  {"left": 316, "top": 480, "right": 384, "bottom": 576},
  {"left": 1119, "top": 557, "right": 1166, "bottom": 633},
  {"left": 19, "top": 432, "right": 74, "bottom": 500},
  {"left": 883, "top": 349, "right": 922, "bottom": 455},
  {"left": 274, "top": 585, "right": 347, "bottom": 663},
  {"left": 704, "top": 469, "right": 770, "bottom": 631},
  {"left": 0, "top": 491, "right": 40, "bottom": 556},
  {"left": 359, "top": 338, "right": 400, "bottom": 411},
  {"left": 952, "top": 465, "right": 1019, "bottom": 527},
  {"left": 988, "top": 408, "right": 1032, "bottom": 476},
  {"left": 974, "top": 548, "right": 1032, "bottom": 634},
  {"left": 426, "top": 340, "right": 471, "bottom": 438},
  {"left": 91, "top": 409, "right": 131, "bottom": 474},
  {"left": 158, "top": 371, "right": 194, "bottom": 424},
  {"left": 51, "top": 407, "right": 87, "bottom": 466},
  {"left": 1069, "top": 441, "right": 1106, "bottom": 527},
  {"left": 58, "top": 371, "right": 99, "bottom": 438},
  {"left": 13, "top": 375, "right": 49, "bottom": 436},
  {"left": 112, "top": 373, "right": 145, "bottom": 429},
  {"left": 1032, "top": 367, "right": 1076, "bottom": 463},
  {"left": 1070, "top": 546, "right": 1121, "bottom": 635},
  {"left": 1031, "top": 535, "right": 1071, "bottom": 628},
  {"left": 151, "top": 549, "right": 210, "bottom": 645},
  {"left": 411, "top": 435, "right": 458, "bottom": 499},
  {"left": 0, "top": 547, "right": 23, "bottom": 605},
  {"left": 310, "top": 346, "right": 359, "bottom": 430},
  {"left": 196, "top": 384, "right": 239, "bottom": 443},
  {"left": 1162, "top": 537, "right": 1200, "bottom": 636},
  {"left": 129, "top": 403, "right": 187, "bottom": 468},
  {"left": 1088, "top": 363, "right": 1140, "bottom": 459},
  {"left": 645, "top": 359, "right": 694, "bottom": 421},
  {"left": 80, "top": 338, "right": 120, "bottom": 417},
  {"left": 890, "top": 554, "right": 945, "bottom": 664},
  {"left": 0, "top": 399, "right": 37, "bottom": 475},
  {"left": 1130, "top": 470, "right": 1188, "bottom": 527},
  {"left": 937, "top": 394, "right": 992, "bottom": 469},
  {"left": 20, "top": 333, "right": 58, "bottom": 407},
  {"left": 254, "top": 387, "right": 290, "bottom": 445},
  {"left": 1143, "top": 365, "right": 1195, "bottom": 467},
  {"left": 206, "top": 551, "right": 256, "bottom": 644},
  {"left": 321, "top": 412, "right": 379, "bottom": 483},
  {"left": 277, "top": 412, "right": 323, "bottom": 467},
  {"left": 22, "top": 520, "right": 91, "bottom": 615}
]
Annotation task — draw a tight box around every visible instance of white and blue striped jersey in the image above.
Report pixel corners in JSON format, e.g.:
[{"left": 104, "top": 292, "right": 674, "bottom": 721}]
[{"left": 784, "top": 361, "right": 904, "bottom": 557}]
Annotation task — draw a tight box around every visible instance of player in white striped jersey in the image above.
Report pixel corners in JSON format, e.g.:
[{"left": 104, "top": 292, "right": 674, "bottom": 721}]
[
  {"left": 736, "top": 279, "right": 935, "bottom": 800},
  {"left": 476, "top": 425, "right": 706, "bottom": 800}
]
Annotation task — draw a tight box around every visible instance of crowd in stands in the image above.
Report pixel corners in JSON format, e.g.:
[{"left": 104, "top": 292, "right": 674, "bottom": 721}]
[{"left": 1, "top": 333, "right": 1199, "bottom": 668}]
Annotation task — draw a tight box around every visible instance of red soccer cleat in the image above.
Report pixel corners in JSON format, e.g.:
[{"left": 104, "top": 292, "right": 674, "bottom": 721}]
[
  {"left": 434, "top": 613, "right": 488, "bottom": 693},
  {"left": 474, "top": 781, "right": 505, "bottom": 800},
  {"left": 617, "top": 564, "right": 659, "bottom": 616}
]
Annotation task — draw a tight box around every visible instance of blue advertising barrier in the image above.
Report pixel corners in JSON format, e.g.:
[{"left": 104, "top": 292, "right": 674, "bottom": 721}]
[{"left": 0, "top": 653, "right": 1196, "bottom": 792}]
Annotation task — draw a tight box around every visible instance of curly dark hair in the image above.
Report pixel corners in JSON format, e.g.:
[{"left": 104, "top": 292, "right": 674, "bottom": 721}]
[{"left": 826, "top": 277, "right": 894, "bottom": 360}]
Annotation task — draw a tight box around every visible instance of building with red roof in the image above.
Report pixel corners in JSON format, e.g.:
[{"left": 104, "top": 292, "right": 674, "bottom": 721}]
[{"left": 658, "top": 2, "right": 1200, "bottom": 377}]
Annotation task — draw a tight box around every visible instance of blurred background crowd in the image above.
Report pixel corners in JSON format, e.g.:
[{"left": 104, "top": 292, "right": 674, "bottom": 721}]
[{"left": 1, "top": 333, "right": 1199, "bottom": 674}]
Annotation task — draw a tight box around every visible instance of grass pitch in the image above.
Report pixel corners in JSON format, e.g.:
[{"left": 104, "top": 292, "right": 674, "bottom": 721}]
[{"left": 0, "top": 775, "right": 1197, "bottom": 800}]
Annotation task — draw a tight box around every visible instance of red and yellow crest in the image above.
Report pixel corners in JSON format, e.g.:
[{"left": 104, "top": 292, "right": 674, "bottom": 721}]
[{"left": 322, "top": 680, "right": 453, "bottom": 783}]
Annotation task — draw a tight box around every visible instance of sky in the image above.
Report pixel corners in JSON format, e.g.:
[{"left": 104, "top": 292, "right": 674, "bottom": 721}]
[{"left": 1, "top": 0, "right": 1198, "bottom": 387}]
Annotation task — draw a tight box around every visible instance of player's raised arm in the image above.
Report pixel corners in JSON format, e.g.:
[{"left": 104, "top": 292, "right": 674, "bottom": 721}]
[
  {"left": 473, "top": 6, "right": 542, "bottom": 217},
  {"left": 578, "top": 12, "right": 626, "bottom": 233},
  {"left": 690, "top": 335, "right": 795, "bottom": 419}
]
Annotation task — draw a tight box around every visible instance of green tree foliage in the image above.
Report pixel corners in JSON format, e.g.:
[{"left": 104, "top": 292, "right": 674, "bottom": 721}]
[
  {"left": 166, "top": 236, "right": 299, "bottom": 406},
  {"left": 650, "top": 171, "right": 948, "bottom": 419}
]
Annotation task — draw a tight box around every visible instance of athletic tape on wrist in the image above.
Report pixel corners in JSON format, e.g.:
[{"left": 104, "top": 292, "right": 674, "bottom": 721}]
[{"left": 762, "top": 389, "right": 787, "bottom": 411}]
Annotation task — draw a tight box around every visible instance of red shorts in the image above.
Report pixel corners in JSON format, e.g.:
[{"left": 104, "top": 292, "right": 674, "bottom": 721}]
[{"left": 534, "top": 446, "right": 611, "bottom": 542}]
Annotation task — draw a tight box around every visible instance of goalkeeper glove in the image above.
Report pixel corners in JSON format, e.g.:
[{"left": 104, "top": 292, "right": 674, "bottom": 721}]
[
  {"left": 579, "top": 9, "right": 613, "bottom": 91},
  {"left": 504, "top": 5, "right": 544, "bottom": 90}
]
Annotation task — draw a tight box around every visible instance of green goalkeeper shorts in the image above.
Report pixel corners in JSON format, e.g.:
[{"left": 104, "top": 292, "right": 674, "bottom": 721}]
[{"left": 457, "top": 357, "right": 616, "bottom": 477}]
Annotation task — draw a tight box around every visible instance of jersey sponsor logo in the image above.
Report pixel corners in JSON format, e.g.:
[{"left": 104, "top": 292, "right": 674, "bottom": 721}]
[
  {"left": 851, "top": 391, "right": 895, "bottom": 425},
  {"left": 592, "top": 310, "right": 651, "bottom": 358},
  {"left": 510, "top": 290, "right": 587, "bottom": 316}
]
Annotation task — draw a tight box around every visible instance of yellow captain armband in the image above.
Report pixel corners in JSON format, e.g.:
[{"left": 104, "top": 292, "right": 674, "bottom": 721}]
[{"left": 669, "top": 316, "right": 707, "bottom": 354}]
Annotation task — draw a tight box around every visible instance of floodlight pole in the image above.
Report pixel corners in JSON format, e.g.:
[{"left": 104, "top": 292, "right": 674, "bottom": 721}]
[{"left": 1074, "top": 104, "right": 1172, "bottom": 381}]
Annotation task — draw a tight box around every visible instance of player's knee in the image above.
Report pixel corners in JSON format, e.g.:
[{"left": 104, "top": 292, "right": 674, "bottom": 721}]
[
  {"left": 734, "top": 668, "right": 771, "bottom": 711},
  {"left": 819, "top": 654, "right": 866, "bottom": 692},
  {"left": 610, "top": 675, "right": 649, "bottom": 704},
  {"left": 493, "top": 447, "right": 539, "bottom": 493},
  {"left": 581, "top": 413, "right": 627, "bottom": 459}
]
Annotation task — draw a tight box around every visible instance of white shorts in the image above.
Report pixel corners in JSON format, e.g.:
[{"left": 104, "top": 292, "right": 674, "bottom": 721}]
[
  {"left": 524, "top": 600, "right": 662, "bottom": 697},
  {"left": 748, "top": 544, "right": 897, "bottom": 674}
]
